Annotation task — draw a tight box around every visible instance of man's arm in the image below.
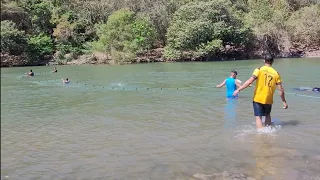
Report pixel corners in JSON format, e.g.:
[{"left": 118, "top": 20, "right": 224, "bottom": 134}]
[
  {"left": 236, "top": 79, "right": 241, "bottom": 89},
  {"left": 233, "top": 76, "right": 256, "bottom": 96},
  {"left": 216, "top": 80, "right": 226, "bottom": 88},
  {"left": 277, "top": 82, "right": 288, "bottom": 109},
  {"left": 238, "top": 76, "right": 256, "bottom": 91}
]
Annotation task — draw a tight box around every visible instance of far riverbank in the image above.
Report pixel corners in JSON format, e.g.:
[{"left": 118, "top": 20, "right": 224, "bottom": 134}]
[{"left": 1, "top": 49, "right": 320, "bottom": 68}]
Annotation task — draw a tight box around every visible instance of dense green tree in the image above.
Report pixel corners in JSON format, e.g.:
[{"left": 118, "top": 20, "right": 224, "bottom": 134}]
[
  {"left": 286, "top": 5, "right": 320, "bottom": 48},
  {"left": 164, "top": 0, "right": 252, "bottom": 59},
  {"left": 91, "top": 9, "right": 156, "bottom": 63},
  {"left": 1, "top": 20, "right": 28, "bottom": 55}
]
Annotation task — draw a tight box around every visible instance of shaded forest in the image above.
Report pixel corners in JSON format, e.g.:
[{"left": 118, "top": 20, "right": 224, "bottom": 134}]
[{"left": 1, "top": 0, "right": 320, "bottom": 66}]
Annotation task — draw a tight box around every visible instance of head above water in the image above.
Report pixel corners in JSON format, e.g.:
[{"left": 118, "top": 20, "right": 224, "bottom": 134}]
[
  {"left": 66, "top": 78, "right": 68, "bottom": 81},
  {"left": 230, "top": 70, "right": 237, "bottom": 78},
  {"left": 30, "top": 70, "right": 32, "bottom": 72},
  {"left": 264, "top": 54, "right": 274, "bottom": 65}
]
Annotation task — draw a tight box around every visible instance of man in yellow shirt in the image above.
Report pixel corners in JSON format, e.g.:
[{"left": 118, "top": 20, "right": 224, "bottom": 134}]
[{"left": 233, "top": 55, "right": 288, "bottom": 129}]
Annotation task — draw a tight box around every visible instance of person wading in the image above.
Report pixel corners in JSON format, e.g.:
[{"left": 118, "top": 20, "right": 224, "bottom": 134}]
[
  {"left": 233, "top": 55, "right": 288, "bottom": 129},
  {"left": 216, "top": 70, "right": 241, "bottom": 99}
]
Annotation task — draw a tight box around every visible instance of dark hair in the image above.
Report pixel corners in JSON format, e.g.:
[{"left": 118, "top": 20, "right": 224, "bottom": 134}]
[
  {"left": 66, "top": 78, "right": 68, "bottom": 81},
  {"left": 231, "top": 70, "right": 237, "bottom": 75},
  {"left": 30, "top": 70, "right": 32, "bottom": 72},
  {"left": 264, "top": 54, "right": 274, "bottom": 64}
]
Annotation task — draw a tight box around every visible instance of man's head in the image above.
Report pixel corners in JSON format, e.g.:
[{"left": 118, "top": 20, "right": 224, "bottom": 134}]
[
  {"left": 231, "top": 70, "right": 237, "bottom": 78},
  {"left": 264, "top": 54, "right": 274, "bottom": 65},
  {"left": 66, "top": 78, "right": 68, "bottom": 81},
  {"left": 30, "top": 70, "right": 32, "bottom": 72}
]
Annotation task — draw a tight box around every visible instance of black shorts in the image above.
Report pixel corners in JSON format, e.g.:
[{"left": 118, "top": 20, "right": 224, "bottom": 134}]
[{"left": 253, "top": 101, "right": 272, "bottom": 116}]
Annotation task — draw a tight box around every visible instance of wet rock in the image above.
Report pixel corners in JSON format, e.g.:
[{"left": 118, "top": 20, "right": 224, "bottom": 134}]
[
  {"left": 64, "top": 53, "right": 77, "bottom": 60},
  {"left": 193, "top": 171, "right": 255, "bottom": 180},
  {"left": 92, "top": 51, "right": 110, "bottom": 64},
  {"left": 0, "top": 52, "right": 28, "bottom": 67}
]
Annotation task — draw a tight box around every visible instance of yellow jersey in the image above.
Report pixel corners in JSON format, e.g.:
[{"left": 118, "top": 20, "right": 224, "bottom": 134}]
[{"left": 252, "top": 66, "right": 282, "bottom": 104}]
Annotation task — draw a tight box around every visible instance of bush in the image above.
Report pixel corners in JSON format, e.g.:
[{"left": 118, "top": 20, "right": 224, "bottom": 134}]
[
  {"left": 27, "top": 33, "right": 54, "bottom": 60},
  {"left": 164, "top": 0, "right": 252, "bottom": 59},
  {"left": 244, "top": 0, "right": 291, "bottom": 54},
  {"left": 0, "top": 20, "right": 28, "bottom": 55},
  {"left": 91, "top": 9, "right": 157, "bottom": 63},
  {"left": 286, "top": 5, "right": 320, "bottom": 48},
  {"left": 17, "top": 0, "right": 53, "bottom": 34},
  {"left": 52, "top": 11, "right": 89, "bottom": 56}
]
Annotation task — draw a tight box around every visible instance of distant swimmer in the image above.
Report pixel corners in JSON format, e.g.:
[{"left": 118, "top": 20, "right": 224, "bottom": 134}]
[
  {"left": 312, "top": 87, "right": 320, "bottom": 92},
  {"left": 233, "top": 54, "right": 288, "bottom": 129},
  {"left": 26, "top": 70, "right": 34, "bottom": 76},
  {"left": 62, "top": 78, "right": 70, "bottom": 84},
  {"left": 216, "top": 70, "right": 241, "bottom": 99},
  {"left": 52, "top": 67, "right": 57, "bottom": 73},
  {"left": 293, "top": 87, "right": 320, "bottom": 92}
]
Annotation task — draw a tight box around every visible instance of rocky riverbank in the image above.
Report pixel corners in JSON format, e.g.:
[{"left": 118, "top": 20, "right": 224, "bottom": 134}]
[{"left": 1, "top": 49, "right": 320, "bottom": 67}]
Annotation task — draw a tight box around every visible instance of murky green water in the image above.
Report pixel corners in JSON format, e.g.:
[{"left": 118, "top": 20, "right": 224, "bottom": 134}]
[{"left": 1, "top": 58, "right": 320, "bottom": 180}]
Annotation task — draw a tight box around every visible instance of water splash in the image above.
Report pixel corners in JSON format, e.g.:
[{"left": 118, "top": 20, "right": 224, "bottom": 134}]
[{"left": 234, "top": 121, "right": 282, "bottom": 141}]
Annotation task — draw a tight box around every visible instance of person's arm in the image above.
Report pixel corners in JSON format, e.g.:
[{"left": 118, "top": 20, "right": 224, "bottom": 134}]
[
  {"left": 236, "top": 79, "right": 241, "bottom": 89},
  {"left": 238, "top": 76, "right": 256, "bottom": 92},
  {"left": 216, "top": 80, "right": 226, "bottom": 88},
  {"left": 276, "top": 74, "right": 288, "bottom": 109},
  {"left": 233, "top": 68, "right": 259, "bottom": 96}
]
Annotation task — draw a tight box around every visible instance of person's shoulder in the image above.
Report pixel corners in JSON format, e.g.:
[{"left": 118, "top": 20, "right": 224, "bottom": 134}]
[
  {"left": 268, "top": 66, "right": 280, "bottom": 75},
  {"left": 253, "top": 66, "right": 261, "bottom": 72}
]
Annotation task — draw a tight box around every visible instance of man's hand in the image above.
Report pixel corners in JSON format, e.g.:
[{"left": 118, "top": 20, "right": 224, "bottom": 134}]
[
  {"left": 283, "top": 102, "right": 288, "bottom": 109},
  {"left": 233, "top": 89, "right": 240, "bottom": 97}
]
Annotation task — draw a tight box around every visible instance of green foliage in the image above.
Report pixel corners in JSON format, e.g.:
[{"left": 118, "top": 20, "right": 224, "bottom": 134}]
[
  {"left": 27, "top": 33, "right": 54, "bottom": 59},
  {"left": 165, "top": 0, "right": 252, "bottom": 59},
  {"left": 286, "top": 5, "right": 320, "bottom": 47},
  {"left": 132, "top": 16, "right": 156, "bottom": 51},
  {"left": 91, "top": 9, "right": 157, "bottom": 63},
  {"left": 52, "top": 10, "right": 90, "bottom": 56},
  {"left": 0, "top": 20, "right": 28, "bottom": 55},
  {"left": 241, "top": 0, "right": 291, "bottom": 54},
  {"left": 17, "top": 0, "right": 53, "bottom": 34}
]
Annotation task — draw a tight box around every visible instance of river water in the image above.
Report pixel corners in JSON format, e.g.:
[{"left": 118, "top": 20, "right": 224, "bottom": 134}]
[{"left": 1, "top": 58, "right": 320, "bottom": 180}]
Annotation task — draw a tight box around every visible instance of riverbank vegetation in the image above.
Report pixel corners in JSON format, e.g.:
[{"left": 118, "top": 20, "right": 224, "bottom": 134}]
[{"left": 1, "top": 0, "right": 319, "bottom": 66}]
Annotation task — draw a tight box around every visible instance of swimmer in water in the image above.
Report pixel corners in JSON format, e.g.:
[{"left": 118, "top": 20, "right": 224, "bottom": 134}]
[
  {"left": 26, "top": 70, "right": 34, "bottom": 76},
  {"left": 62, "top": 78, "right": 70, "bottom": 84},
  {"left": 294, "top": 87, "right": 320, "bottom": 92},
  {"left": 52, "top": 67, "right": 57, "bottom": 73},
  {"left": 216, "top": 70, "right": 241, "bottom": 99}
]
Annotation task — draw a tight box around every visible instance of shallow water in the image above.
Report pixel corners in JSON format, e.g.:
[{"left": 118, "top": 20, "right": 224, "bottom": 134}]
[{"left": 1, "top": 58, "right": 320, "bottom": 180}]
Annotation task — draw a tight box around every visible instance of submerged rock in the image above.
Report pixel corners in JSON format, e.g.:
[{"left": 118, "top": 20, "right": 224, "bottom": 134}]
[{"left": 193, "top": 171, "right": 256, "bottom": 180}]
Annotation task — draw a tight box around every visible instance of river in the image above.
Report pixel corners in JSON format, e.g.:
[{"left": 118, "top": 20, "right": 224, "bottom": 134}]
[{"left": 1, "top": 58, "right": 320, "bottom": 180}]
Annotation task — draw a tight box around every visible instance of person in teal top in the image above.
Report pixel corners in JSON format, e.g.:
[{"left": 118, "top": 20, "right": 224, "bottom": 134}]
[{"left": 216, "top": 70, "right": 241, "bottom": 99}]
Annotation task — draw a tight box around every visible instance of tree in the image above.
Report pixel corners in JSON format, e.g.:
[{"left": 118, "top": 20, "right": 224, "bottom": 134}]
[
  {"left": 91, "top": 9, "right": 156, "bottom": 63},
  {"left": 286, "top": 5, "right": 320, "bottom": 49},
  {"left": 0, "top": 20, "right": 28, "bottom": 55},
  {"left": 164, "top": 0, "right": 252, "bottom": 59}
]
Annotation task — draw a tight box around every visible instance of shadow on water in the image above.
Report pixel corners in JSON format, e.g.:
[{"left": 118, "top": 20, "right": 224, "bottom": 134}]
[
  {"left": 279, "top": 120, "right": 300, "bottom": 127},
  {"left": 266, "top": 118, "right": 300, "bottom": 127}
]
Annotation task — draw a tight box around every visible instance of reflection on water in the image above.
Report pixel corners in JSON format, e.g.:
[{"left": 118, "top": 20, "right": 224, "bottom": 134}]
[
  {"left": 224, "top": 99, "right": 238, "bottom": 129},
  {"left": 249, "top": 135, "right": 282, "bottom": 180}
]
